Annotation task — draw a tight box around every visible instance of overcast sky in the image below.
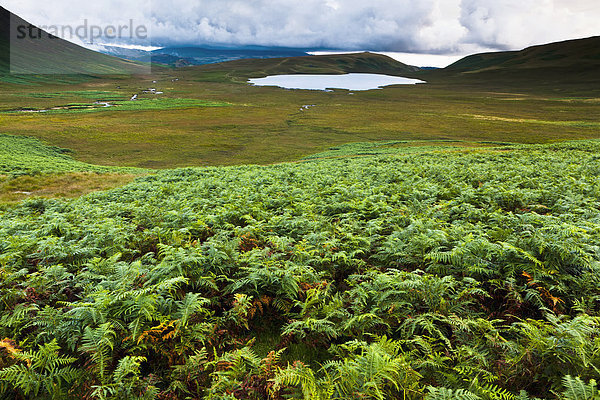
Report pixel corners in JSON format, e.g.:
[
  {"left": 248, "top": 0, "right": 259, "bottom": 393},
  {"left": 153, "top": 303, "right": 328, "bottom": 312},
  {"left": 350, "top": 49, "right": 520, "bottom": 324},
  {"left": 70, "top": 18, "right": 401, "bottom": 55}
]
[{"left": 3, "top": 0, "right": 599, "bottom": 56}]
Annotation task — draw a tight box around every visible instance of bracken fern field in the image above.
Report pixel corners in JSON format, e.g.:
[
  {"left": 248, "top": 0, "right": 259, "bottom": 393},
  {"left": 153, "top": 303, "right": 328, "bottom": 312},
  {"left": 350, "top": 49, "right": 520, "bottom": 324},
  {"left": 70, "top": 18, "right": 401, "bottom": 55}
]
[{"left": 1, "top": 141, "right": 600, "bottom": 399}]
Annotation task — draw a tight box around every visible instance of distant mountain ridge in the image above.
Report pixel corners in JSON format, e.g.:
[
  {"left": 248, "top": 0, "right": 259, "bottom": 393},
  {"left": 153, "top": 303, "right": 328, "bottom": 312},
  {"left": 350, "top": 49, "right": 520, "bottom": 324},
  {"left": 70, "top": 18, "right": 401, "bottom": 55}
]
[
  {"left": 97, "top": 45, "right": 309, "bottom": 67},
  {"left": 0, "top": 6, "right": 147, "bottom": 75}
]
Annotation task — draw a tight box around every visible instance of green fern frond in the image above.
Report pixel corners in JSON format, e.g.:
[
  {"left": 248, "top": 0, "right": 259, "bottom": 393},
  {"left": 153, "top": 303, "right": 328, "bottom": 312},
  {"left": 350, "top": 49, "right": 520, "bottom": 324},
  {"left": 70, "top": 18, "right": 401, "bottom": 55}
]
[{"left": 426, "top": 386, "right": 481, "bottom": 400}]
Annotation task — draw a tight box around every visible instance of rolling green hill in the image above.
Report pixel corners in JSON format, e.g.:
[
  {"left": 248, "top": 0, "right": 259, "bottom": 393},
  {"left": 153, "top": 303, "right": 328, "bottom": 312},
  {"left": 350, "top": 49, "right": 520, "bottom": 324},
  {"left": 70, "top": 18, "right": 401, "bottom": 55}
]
[
  {"left": 192, "top": 52, "right": 421, "bottom": 82},
  {"left": 0, "top": 6, "right": 148, "bottom": 76},
  {"left": 425, "top": 36, "right": 600, "bottom": 85}
]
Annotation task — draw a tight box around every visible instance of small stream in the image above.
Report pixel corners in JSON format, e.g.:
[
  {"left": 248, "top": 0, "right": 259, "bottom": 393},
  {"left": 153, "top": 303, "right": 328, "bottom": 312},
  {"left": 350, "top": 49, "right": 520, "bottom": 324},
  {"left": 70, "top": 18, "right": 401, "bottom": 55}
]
[{"left": 9, "top": 101, "right": 116, "bottom": 113}]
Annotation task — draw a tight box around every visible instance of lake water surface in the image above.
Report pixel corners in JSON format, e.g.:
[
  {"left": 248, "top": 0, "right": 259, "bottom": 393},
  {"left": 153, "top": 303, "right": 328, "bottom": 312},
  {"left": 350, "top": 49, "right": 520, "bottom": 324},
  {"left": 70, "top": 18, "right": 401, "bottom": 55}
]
[{"left": 248, "top": 73, "right": 426, "bottom": 91}]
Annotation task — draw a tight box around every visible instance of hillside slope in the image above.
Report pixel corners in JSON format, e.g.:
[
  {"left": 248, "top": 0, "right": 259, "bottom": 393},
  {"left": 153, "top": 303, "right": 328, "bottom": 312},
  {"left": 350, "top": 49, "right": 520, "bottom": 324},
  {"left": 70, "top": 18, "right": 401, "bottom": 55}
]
[
  {"left": 0, "top": 6, "right": 147, "bottom": 75},
  {"left": 191, "top": 52, "right": 421, "bottom": 81},
  {"left": 424, "top": 36, "right": 600, "bottom": 85}
]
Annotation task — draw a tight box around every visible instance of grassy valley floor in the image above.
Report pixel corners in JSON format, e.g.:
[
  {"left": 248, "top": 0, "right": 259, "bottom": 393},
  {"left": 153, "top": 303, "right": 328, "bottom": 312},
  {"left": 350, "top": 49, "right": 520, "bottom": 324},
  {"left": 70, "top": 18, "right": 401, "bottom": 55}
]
[{"left": 0, "top": 63, "right": 599, "bottom": 169}]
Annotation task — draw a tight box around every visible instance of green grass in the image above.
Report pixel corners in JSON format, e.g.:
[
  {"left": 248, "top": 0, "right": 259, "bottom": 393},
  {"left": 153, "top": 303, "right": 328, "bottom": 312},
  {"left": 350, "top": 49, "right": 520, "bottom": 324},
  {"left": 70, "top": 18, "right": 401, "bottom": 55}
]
[
  {"left": 107, "top": 98, "right": 230, "bottom": 112},
  {"left": 0, "top": 133, "right": 143, "bottom": 175},
  {"left": 0, "top": 134, "right": 144, "bottom": 204},
  {"left": 462, "top": 113, "right": 600, "bottom": 128},
  {"left": 1, "top": 98, "right": 231, "bottom": 115},
  {"left": 0, "top": 172, "right": 137, "bottom": 203},
  {"left": 300, "top": 140, "right": 501, "bottom": 159}
]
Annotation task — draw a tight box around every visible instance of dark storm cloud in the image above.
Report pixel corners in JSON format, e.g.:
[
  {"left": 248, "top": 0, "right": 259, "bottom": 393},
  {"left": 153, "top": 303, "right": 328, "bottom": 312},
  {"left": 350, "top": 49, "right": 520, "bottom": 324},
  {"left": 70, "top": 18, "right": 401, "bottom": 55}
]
[{"left": 3, "top": 0, "right": 599, "bottom": 53}]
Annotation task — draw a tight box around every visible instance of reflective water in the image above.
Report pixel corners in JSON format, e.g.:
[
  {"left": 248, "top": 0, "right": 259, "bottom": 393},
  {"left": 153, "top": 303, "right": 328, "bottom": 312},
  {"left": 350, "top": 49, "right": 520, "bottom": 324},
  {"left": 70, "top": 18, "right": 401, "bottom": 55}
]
[{"left": 248, "top": 73, "right": 425, "bottom": 91}]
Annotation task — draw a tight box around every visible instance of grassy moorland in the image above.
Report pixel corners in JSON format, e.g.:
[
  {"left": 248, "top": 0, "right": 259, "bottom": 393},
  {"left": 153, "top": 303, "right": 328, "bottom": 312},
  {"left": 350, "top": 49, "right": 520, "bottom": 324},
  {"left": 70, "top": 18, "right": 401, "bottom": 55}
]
[
  {"left": 0, "top": 60, "right": 599, "bottom": 170},
  {"left": 1, "top": 140, "right": 600, "bottom": 399}
]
